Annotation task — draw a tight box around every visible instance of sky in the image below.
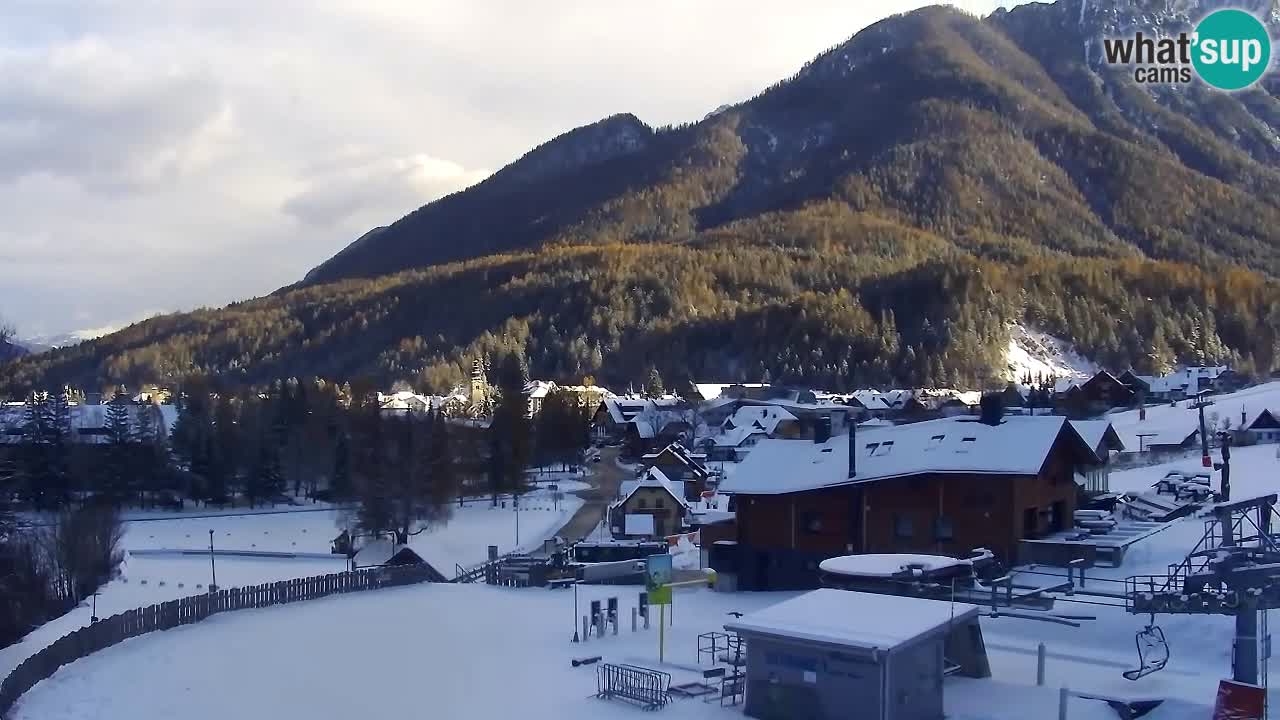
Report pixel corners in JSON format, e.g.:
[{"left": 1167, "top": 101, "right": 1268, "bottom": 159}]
[{"left": 0, "top": 0, "right": 1027, "bottom": 340}]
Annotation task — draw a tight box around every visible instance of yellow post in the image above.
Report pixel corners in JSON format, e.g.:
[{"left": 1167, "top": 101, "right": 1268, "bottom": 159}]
[{"left": 659, "top": 603, "right": 666, "bottom": 663}]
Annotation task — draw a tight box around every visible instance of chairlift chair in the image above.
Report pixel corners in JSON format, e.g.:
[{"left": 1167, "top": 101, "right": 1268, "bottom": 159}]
[{"left": 1122, "top": 620, "right": 1170, "bottom": 681}]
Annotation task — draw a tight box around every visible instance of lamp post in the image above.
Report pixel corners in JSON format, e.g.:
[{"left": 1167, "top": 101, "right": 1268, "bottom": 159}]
[
  {"left": 208, "top": 529, "right": 218, "bottom": 592},
  {"left": 90, "top": 591, "right": 100, "bottom": 623}
]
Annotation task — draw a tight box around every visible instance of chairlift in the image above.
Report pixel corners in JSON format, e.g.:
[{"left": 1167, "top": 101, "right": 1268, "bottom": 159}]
[{"left": 1122, "top": 619, "right": 1169, "bottom": 681}]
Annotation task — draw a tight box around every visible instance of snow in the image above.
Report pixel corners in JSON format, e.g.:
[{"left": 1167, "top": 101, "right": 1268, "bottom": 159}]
[
  {"left": 1002, "top": 324, "right": 1098, "bottom": 382},
  {"left": 726, "top": 589, "right": 979, "bottom": 651},
  {"left": 717, "top": 433, "right": 848, "bottom": 494},
  {"left": 1107, "top": 380, "right": 1280, "bottom": 451},
  {"left": 819, "top": 553, "right": 968, "bottom": 578}
]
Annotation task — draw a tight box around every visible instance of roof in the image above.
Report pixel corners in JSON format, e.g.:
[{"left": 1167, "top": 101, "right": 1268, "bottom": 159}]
[
  {"left": 719, "top": 415, "right": 1094, "bottom": 495},
  {"left": 524, "top": 380, "right": 555, "bottom": 399},
  {"left": 713, "top": 425, "right": 767, "bottom": 448},
  {"left": 616, "top": 467, "right": 689, "bottom": 509},
  {"left": 694, "top": 383, "right": 769, "bottom": 401},
  {"left": 601, "top": 398, "right": 649, "bottom": 424},
  {"left": 1069, "top": 419, "right": 1125, "bottom": 458},
  {"left": 1246, "top": 409, "right": 1280, "bottom": 430},
  {"left": 352, "top": 539, "right": 423, "bottom": 567},
  {"left": 819, "top": 554, "right": 969, "bottom": 578},
  {"left": 725, "top": 589, "right": 979, "bottom": 651},
  {"left": 717, "top": 434, "right": 850, "bottom": 495},
  {"left": 849, "top": 390, "right": 892, "bottom": 411},
  {"left": 722, "top": 405, "right": 797, "bottom": 435},
  {"left": 0, "top": 402, "right": 174, "bottom": 444}
]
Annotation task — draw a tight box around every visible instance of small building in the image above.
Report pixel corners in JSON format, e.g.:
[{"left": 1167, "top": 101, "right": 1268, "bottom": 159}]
[
  {"left": 1244, "top": 409, "right": 1280, "bottom": 444},
  {"left": 608, "top": 467, "right": 689, "bottom": 539},
  {"left": 1068, "top": 419, "right": 1125, "bottom": 493},
  {"left": 592, "top": 397, "right": 650, "bottom": 442},
  {"left": 1146, "top": 428, "right": 1201, "bottom": 455},
  {"left": 352, "top": 539, "right": 427, "bottom": 568},
  {"left": 1054, "top": 371, "right": 1136, "bottom": 417},
  {"left": 638, "top": 443, "right": 711, "bottom": 501},
  {"left": 725, "top": 589, "right": 988, "bottom": 720}
]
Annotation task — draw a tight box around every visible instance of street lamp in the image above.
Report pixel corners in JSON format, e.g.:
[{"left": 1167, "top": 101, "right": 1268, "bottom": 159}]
[
  {"left": 90, "top": 591, "right": 100, "bottom": 623},
  {"left": 208, "top": 529, "right": 218, "bottom": 592}
]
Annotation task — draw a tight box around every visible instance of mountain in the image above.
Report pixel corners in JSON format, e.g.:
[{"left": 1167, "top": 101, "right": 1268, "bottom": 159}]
[
  {"left": 0, "top": 340, "right": 27, "bottom": 364},
  {"left": 6, "top": 0, "right": 1280, "bottom": 396}
]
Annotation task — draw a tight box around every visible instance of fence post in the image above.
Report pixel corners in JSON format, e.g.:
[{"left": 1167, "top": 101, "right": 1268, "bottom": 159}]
[
  {"left": 1037, "top": 643, "right": 1046, "bottom": 686},
  {"left": 1058, "top": 687, "right": 1069, "bottom": 720}
]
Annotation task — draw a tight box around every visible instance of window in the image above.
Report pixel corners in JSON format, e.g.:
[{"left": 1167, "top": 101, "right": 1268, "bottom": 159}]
[
  {"left": 894, "top": 514, "right": 914, "bottom": 540},
  {"left": 926, "top": 434, "right": 945, "bottom": 450},
  {"left": 935, "top": 517, "right": 954, "bottom": 541},
  {"left": 638, "top": 499, "right": 648, "bottom": 510},
  {"left": 655, "top": 498, "right": 665, "bottom": 510}
]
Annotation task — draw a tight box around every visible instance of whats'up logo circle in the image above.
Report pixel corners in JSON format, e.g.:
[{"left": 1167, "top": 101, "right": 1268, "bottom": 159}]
[{"left": 1192, "top": 9, "right": 1271, "bottom": 90}]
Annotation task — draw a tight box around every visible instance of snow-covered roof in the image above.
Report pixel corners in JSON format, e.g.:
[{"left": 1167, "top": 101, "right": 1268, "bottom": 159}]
[
  {"left": 352, "top": 539, "right": 422, "bottom": 567},
  {"left": 1069, "top": 419, "right": 1124, "bottom": 457},
  {"left": 719, "top": 415, "right": 1090, "bottom": 495},
  {"left": 725, "top": 589, "right": 979, "bottom": 651},
  {"left": 616, "top": 467, "right": 689, "bottom": 509},
  {"left": 524, "top": 380, "right": 555, "bottom": 399},
  {"left": 1053, "top": 378, "right": 1081, "bottom": 394},
  {"left": 722, "top": 405, "right": 797, "bottom": 435},
  {"left": 601, "top": 398, "right": 650, "bottom": 424},
  {"left": 713, "top": 425, "right": 767, "bottom": 448},
  {"left": 850, "top": 390, "right": 891, "bottom": 410},
  {"left": 717, "top": 435, "right": 849, "bottom": 495},
  {"left": 694, "top": 383, "right": 769, "bottom": 401},
  {"left": 819, "top": 554, "right": 969, "bottom": 578}
]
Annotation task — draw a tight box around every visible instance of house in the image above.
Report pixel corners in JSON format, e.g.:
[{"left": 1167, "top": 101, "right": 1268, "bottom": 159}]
[
  {"left": 608, "top": 467, "right": 690, "bottom": 539},
  {"left": 1243, "top": 409, "right": 1280, "bottom": 444},
  {"left": 705, "top": 425, "right": 769, "bottom": 462},
  {"left": 624, "top": 401, "right": 694, "bottom": 457},
  {"left": 715, "top": 413, "right": 1108, "bottom": 590},
  {"left": 1117, "top": 370, "right": 1152, "bottom": 397},
  {"left": 845, "top": 390, "right": 893, "bottom": 418},
  {"left": 721, "top": 405, "right": 801, "bottom": 438},
  {"left": 692, "top": 383, "right": 771, "bottom": 403},
  {"left": 1146, "top": 428, "right": 1202, "bottom": 455},
  {"left": 1069, "top": 419, "right": 1125, "bottom": 493},
  {"left": 378, "top": 391, "right": 437, "bottom": 416},
  {"left": 1054, "top": 371, "right": 1136, "bottom": 417},
  {"left": 0, "top": 401, "right": 174, "bottom": 445},
  {"left": 352, "top": 539, "right": 428, "bottom": 568},
  {"left": 638, "top": 443, "right": 711, "bottom": 501},
  {"left": 524, "top": 381, "right": 556, "bottom": 416},
  {"left": 592, "top": 398, "right": 649, "bottom": 442}
]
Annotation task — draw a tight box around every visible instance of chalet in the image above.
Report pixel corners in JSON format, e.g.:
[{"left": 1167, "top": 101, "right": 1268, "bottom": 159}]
[
  {"left": 1244, "top": 409, "right": 1280, "bottom": 444},
  {"left": 592, "top": 398, "right": 649, "bottom": 442},
  {"left": 608, "top": 467, "right": 689, "bottom": 539},
  {"left": 378, "top": 391, "right": 437, "bottom": 416},
  {"left": 715, "top": 414, "right": 1108, "bottom": 590},
  {"left": 639, "top": 443, "right": 711, "bottom": 501},
  {"left": 524, "top": 381, "right": 555, "bottom": 416},
  {"left": 1054, "top": 371, "right": 1135, "bottom": 417},
  {"left": 624, "top": 400, "right": 693, "bottom": 457},
  {"left": 1068, "top": 419, "right": 1125, "bottom": 493},
  {"left": 1146, "top": 428, "right": 1201, "bottom": 455},
  {"left": 845, "top": 390, "right": 893, "bottom": 418},
  {"left": 1117, "top": 370, "right": 1151, "bottom": 397},
  {"left": 705, "top": 425, "right": 769, "bottom": 462}
]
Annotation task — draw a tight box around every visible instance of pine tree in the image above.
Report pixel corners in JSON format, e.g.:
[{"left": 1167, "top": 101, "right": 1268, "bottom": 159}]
[
  {"left": 488, "top": 351, "right": 531, "bottom": 505},
  {"left": 104, "top": 390, "right": 133, "bottom": 506},
  {"left": 644, "top": 367, "right": 665, "bottom": 397}
]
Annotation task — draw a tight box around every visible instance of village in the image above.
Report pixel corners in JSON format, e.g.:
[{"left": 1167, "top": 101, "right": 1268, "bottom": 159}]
[{"left": 1, "top": 361, "right": 1279, "bottom": 720}]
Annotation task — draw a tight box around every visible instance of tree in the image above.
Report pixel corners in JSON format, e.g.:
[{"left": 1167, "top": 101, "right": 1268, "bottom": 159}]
[
  {"left": 488, "top": 352, "right": 531, "bottom": 505},
  {"left": 103, "top": 389, "right": 134, "bottom": 506},
  {"left": 644, "top": 367, "right": 665, "bottom": 398}
]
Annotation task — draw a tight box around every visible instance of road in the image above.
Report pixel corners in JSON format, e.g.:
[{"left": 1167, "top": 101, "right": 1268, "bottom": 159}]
[{"left": 553, "top": 447, "right": 629, "bottom": 542}]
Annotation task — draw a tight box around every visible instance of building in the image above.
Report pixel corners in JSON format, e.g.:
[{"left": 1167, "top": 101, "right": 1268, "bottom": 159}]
[
  {"left": 638, "top": 443, "right": 711, "bottom": 501},
  {"left": 523, "top": 381, "right": 555, "bottom": 416},
  {"left": 378, "top": 391, "right": 438, "bottom": 416},
  {"left": 607, "top": 467, "right": 689, "bottom": 539},
  {"left": 725, "top": 589, "right": 988, "bottom": 720},
  {"left": 0, "top": 401, "right": 176, "bottom": 445},
  {"left": 716, "top": 414, "right": 1107, "bottom": 590},
  {"left": 1068, "top": 419, "right": 1125, "bottom": 494},
  {"left": 1244, "top": 409, "right": 1280, "bottom": 444},
  {"left": 692, "top": 383, "right": 771, "bottom": 403},
  {"left": 1053, "top": 371, "right": 1136, "bottom": 417},
  {"left": 592, "top": 397, "right": 650, "bottom": 442}
]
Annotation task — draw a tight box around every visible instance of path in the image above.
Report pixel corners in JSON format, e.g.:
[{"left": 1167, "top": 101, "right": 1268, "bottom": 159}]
[{"left": 553, "top": 447, "right": 629, "bottom": 542}]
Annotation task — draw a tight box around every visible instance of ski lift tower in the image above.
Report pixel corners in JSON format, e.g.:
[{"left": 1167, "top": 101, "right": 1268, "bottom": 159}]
[{"left": 1125, "top": 493, "right": 1280, "bottom": 686}]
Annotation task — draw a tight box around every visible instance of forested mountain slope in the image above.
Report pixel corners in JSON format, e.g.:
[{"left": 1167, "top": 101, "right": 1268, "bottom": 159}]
[{"left": 6, "top": 0, "right": 1280, "bottom": 395}]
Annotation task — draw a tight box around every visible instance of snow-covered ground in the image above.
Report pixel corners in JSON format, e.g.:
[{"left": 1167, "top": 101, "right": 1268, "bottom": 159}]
[
  {"left": 1107, "top": 379, "right": 1280, "bottom": 451},
  {"left": 1002, "top": 324, "right": 1098, "bottom": 382},
  {"left": 12, "top": 448, "right": 1280, "bottom": 718},
  {"left": 0, "top": 478, "right": 585, "bottom": 685}
]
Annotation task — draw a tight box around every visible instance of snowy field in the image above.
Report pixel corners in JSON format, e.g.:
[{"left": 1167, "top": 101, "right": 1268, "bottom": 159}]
[
  {"left": 9, "top": 447, "right": 1280, "bottom": 718},
  {"left": 1107, "top": 379, "right": 1280, "bottom": 451},
  {"left": 8, "top": 583, "right": 1205, "bottom": 720},
  {"left": 0, "top": 476, "right": 586, "bottom": 684}
]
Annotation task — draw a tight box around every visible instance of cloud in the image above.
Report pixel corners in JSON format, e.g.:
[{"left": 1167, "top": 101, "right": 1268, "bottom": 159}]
[
  {"left": 283, "top": 152, "right": 489, "bottom": 227},
  {"left": 0, "top": 0, "right": 1020, "bottom": 337}
]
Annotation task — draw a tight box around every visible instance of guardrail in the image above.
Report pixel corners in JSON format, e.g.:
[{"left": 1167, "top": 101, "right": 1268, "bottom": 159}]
[{"left": 0, "top": 563, "right": 440, "bottom": 717}]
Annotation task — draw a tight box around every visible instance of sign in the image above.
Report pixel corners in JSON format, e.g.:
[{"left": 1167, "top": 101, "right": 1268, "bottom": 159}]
[{"left": 646, "top": 554, "right": 673, "bottom": 605}]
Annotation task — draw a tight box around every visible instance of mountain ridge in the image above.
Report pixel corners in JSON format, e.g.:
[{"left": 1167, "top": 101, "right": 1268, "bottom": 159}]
[{"left": 6, "top": 0, "right": 1280, "bottom": 395}]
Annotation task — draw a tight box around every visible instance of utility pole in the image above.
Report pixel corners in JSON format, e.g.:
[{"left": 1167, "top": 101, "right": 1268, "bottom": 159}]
[
  {"left": 208, "top": 529, "right": 218, "bottom": 592},
  {"left": 1217, "top": 432, "right": 1232, "bottom": 502},
  {"left": 1191, "top": 391, "right": 1215, "bottom": 468}
]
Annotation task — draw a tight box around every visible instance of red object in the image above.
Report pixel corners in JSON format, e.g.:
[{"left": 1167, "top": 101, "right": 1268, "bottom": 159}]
[
  {"left": 1213, "top": 679, "right": 1266, "bottom": 719},
  {"left": 1203, "top": 455, "right": 1213, "bottom": 468}
]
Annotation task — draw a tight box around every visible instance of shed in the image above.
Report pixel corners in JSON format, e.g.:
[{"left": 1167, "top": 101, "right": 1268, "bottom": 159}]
[{"left": 725, "top": 589, "right": 987, "bottom": 720}]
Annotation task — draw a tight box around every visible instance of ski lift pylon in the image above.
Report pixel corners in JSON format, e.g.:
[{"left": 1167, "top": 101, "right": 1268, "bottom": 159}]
[{"left": 1122, "top": 619, "right": 1169, "bottom": 681}]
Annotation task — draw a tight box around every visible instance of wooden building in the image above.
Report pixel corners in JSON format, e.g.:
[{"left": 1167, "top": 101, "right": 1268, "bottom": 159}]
[
  {"left": 639, "top": 443, "right": 711, "bottom": 501},
  {"left": 715, "top": 415, "right": 1107, "bottom": 590},
  {"left": 608, "top": 468, "right": 689, "bottom": 540},
  {"left": 1054, "top": 371, "right": 1136, "bottom": 417}
]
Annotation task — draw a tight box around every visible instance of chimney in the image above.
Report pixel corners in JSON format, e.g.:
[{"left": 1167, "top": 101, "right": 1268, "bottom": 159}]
[
  {"left": 979, "top": 393, "right": 1005, "bottom": 426},
  {"left": 814, "top": 415, "right": 832, "bottom": 444},
  {"left": 847, "top": 418, "right": 857, "bottom": 479}
]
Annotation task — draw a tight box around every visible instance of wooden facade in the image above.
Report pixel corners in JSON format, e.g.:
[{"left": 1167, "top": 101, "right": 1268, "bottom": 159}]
[
  {"left": 609, "top": 484, "right": 686, "bottom": 539},
  {"left": 725, "top": 425, "right": 1089, "bottom": 590}
]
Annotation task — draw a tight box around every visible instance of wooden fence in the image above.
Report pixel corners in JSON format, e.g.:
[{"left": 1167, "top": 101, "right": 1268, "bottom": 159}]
[{"left": 0, "top": 562, "right": 442, "bottom": 717}]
